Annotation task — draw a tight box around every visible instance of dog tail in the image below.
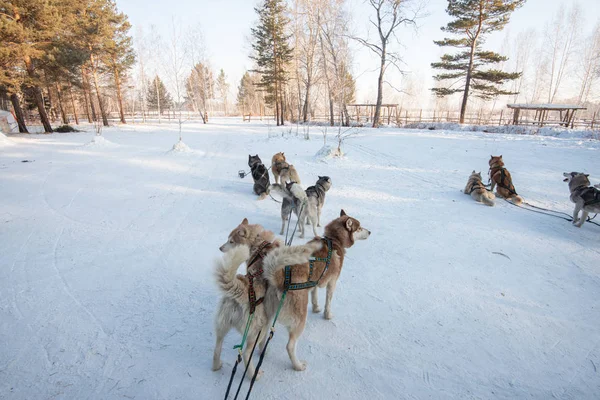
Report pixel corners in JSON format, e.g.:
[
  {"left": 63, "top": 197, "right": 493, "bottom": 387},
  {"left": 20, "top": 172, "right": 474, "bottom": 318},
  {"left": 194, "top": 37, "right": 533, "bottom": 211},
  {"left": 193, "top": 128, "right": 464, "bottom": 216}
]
[
  {"left": 269, "top": 183, "right": 291, "bottom": 199},
  {"left": 262, "top": 241, "right": 323, "bottom": 288},
  {"left": 481, "top": 191, "right": 495, "bottom": 207},
  {"left": 509, "top": 195, "right": 523, "bottom": 205},
  {"left": 214, "top": 245, "right": 250, "bottom": 303}
]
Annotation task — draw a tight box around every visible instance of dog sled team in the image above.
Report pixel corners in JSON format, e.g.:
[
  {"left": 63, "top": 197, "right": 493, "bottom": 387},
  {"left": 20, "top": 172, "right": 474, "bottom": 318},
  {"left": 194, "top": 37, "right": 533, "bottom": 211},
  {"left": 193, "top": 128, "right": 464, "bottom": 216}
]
[
  {"left": 214, "top": 148, "right": 598, "bottom": 396},
  {"left": 215, "top": 150, "right": 370, "bottom": 391}
]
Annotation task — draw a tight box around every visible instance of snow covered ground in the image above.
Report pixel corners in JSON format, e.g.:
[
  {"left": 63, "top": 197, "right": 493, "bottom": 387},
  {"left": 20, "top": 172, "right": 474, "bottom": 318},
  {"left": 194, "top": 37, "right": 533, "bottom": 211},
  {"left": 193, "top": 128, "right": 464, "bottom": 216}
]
[{"left": 1, "top": 119, "right": 599, "bottom": 400}]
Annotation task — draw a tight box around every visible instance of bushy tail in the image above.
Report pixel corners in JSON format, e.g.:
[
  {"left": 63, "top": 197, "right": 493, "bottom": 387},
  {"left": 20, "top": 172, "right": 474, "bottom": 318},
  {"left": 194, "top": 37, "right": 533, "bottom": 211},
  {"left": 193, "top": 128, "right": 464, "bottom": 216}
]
[
  {"left": 262, "top": 241, "right": 323, "bottom": 288},
  {"left": 509, "top": 195, "right": 523, "bottom": 205},
  {"left": 214, "top": 245, "right": 250, "bottom": 303},
  {"left": 269, "top": 183, "right": 291, "bottom": 199},
  {"left": 481, "top": 192, "right": 495, "bottom": 207}
]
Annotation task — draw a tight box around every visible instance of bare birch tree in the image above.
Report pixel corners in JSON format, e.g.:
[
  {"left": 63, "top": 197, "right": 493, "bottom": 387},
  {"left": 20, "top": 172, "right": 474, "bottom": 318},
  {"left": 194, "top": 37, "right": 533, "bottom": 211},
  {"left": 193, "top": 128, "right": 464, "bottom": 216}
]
[
  {"left": 577, "top": 20, "right": 600, "bottom": 104},
  {"left": 354, "top": 0, "right": 422, "bottom": 127}
]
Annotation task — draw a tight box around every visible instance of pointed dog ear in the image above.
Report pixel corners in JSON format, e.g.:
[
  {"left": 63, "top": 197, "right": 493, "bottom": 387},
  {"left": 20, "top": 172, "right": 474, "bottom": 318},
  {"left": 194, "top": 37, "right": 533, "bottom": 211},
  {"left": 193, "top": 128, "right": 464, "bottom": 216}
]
[
  {"left": 241, "top": 218, "right": 249, "bottom": 225},
  {"left": 585, "top": 174, "right": 590, "bottom": 177},
  {"left": 340, "top": 209, "right": 346, "bottom": 217},
  {"left": 472, "top": 170, "right": 476, "bottom": 173},
  {"left": 500, "top": 155, "right": 503, "bottom": 158}
]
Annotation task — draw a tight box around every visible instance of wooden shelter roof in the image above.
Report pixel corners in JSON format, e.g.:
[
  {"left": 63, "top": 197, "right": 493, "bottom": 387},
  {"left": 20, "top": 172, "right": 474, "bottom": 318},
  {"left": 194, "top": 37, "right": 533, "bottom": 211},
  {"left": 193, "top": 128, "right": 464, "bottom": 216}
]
[{"left": 507, "top": 104, "right": 586, "bottom": 111}]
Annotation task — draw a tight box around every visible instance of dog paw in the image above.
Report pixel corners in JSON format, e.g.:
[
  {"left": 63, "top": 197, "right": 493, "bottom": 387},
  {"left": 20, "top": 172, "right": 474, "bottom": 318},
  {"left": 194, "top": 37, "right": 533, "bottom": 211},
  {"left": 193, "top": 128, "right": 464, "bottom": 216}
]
[
  {"left": 212, "top": 360, "right": 223, "bottom": 371},
  {"left": 324, "top": 311, "right": 334, "bottom": 320},
  {"left": 317, "top": 223, "right": 321, "bottom": 227},
  {"left": 253, "top": 370, "right": 264, "bottom": 381},
  {"left": 293, "top": 361, "right": 307, "bottom": 371},
  {"left": 312, "top": 306, "right": 321, "bottom": 313},
  {"left": 299, "top": 234, "right": 305, "bottom": 238}
]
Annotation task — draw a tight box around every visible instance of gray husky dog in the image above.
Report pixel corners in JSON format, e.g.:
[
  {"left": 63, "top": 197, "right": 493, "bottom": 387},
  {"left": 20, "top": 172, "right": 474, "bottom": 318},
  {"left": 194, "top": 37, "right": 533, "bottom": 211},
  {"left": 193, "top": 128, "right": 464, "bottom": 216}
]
[
  {"left": 271, "top": 176, "right": 332, "bottom": 238},
  {"left": 248, "top": 155, "right": 270, "bottom": 200},
  {"left": 563, "top": 172, "right": 600, "bottom": 228},
  {"left": 464, "top": 171, "right": 495, "bottom": 206}
]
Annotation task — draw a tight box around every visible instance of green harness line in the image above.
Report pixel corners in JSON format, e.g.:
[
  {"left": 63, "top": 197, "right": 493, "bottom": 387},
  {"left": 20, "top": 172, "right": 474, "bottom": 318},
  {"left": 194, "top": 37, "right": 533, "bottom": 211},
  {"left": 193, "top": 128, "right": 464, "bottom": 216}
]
[{"left": 244, "top": 236, "right": 334, "bottom": 400}]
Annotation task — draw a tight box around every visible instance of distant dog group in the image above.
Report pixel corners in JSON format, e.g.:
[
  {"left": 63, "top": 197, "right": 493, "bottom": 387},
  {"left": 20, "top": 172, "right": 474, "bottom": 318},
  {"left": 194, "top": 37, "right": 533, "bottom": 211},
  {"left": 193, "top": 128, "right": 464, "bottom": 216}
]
[
  {"left": 212, "top": 151, "right": 370, "bottom": 381},
  {"left": 464, "top": 155, "right": 599, "bottom": 228}
]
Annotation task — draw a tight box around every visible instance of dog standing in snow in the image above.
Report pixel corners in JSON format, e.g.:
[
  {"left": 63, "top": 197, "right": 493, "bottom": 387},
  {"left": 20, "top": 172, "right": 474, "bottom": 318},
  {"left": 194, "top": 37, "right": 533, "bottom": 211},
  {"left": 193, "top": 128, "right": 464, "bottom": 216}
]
[{"left": 563, "top": 172, "right": 600, "bottom": 228}]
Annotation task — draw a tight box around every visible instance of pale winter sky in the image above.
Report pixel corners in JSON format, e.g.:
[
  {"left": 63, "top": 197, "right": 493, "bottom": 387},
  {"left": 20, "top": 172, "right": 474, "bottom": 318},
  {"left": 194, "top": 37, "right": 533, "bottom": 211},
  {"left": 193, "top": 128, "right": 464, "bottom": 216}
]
[{"left": 118, "top": 0, "right": 600, "bottom": 109}]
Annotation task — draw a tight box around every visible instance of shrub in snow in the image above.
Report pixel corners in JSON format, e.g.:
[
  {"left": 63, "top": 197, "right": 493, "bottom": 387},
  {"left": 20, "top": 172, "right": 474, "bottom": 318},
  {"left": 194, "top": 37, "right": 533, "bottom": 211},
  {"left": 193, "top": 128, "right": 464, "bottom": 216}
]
[{"left": 54, "top": 124, "right": 79, "bottom": 133}]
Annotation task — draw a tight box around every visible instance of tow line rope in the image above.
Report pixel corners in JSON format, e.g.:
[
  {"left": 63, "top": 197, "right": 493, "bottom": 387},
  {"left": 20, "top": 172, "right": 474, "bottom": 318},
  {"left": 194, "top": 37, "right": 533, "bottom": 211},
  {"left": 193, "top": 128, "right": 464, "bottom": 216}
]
[{"left": 502, "top": 199, "right": 599, "bottom": 227}]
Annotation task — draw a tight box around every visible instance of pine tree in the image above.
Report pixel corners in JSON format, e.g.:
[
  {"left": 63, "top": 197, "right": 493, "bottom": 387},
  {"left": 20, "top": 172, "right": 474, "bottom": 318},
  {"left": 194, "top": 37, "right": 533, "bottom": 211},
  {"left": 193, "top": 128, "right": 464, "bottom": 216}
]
[
  {"left": 251, "top": 0, "right": 294, "bottom": 126},
  {"left": 216, "top": 69, "right": 229, "bottom": 115},
  {"left": 146, "top": 76, "right": 172, "bottom": 114},
  {"left": 431, "top": 0, "right": 524, "bottom": 124},
  {"left": 103, "top": 9, "right": 135, "bottom": 124}
]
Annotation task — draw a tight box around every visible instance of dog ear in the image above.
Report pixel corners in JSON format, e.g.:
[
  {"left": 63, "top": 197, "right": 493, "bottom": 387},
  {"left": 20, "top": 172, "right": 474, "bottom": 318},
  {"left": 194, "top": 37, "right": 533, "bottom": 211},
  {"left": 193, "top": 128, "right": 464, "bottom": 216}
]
[
  {"left": 345, "top": 218, "right": 353, "bottom": 231},
  {"left": 499, "top": 155, "right": 502, "bottom": 158},
  {"left": 241, "top": 218, "right": 248, "bottom": 225},
  {"left": 585, "top": 174, "right": 590, "bottom": 177},
  {"left": 340, "top": 209, "right": 346, "bottom": 217}
]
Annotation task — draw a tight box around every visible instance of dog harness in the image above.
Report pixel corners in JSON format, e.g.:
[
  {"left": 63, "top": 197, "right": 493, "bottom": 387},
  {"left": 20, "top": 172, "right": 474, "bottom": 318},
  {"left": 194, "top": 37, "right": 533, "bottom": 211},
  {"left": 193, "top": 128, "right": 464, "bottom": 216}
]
[
  {"left": 469, "top": 181, "right": 487, "bottom": 194},
  {"left": 246, "top": 241, "right": 272, "bottom": 314},
  {"left": 574, "top": 185, "right": 600, "bottom": 206},
  {"left": 490, "top": 166, "right": 518, "bottom": 195},
  {"left": 306, "top": 182, "right": 326, "bottom": 201},
  {"left": 284, "top": 236, "right": 333, "bottom": 291}
]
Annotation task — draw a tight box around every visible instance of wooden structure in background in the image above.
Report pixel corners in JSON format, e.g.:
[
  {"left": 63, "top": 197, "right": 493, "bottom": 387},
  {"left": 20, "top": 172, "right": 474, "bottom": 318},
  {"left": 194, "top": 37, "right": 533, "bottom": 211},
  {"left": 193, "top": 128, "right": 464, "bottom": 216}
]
[
  {"left": 507, "top": 104, "right": 587, "bottom": 128},
  {"left": 349, "top": 103, "right": 398, "bottom": 124}
]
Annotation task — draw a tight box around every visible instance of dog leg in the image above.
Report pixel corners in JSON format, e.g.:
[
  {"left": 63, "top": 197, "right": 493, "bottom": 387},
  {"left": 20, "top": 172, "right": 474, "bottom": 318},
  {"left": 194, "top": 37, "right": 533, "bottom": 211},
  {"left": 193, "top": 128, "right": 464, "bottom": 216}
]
[
  {"left": 572, "top": 204, "right": 582, "bottom": 225},
  {"left": 317, "top": 206, "right": 322, "bottom": 227},
  {"left": 280, "top": 216, "right": 287, "bottom": 235},
  {"left": 286, "top": 321, "right": 307, "bottom": 371},
  {"left": 324, "top": 280, "right": 337, "bottom": 320},
  {"left": 273, "top": 172, "right": 279, "bottom": 185},
  {"left": 490, "top": 180, "right": 496, "bottom": 193},
  {"left": 311, "top": 287, "right": 321, "bottom": 313},
  {"left": 576, "top": 210, "right": 589, "bottom": 228},
  {"left": 242, "top": 330, "right": 263, "bottom": 380},
  {"left": 298, "top": 213, "right": 306, "bottom": 239},
  {"left": 212, "top": 322, "right": 228, "bottom": 371}
]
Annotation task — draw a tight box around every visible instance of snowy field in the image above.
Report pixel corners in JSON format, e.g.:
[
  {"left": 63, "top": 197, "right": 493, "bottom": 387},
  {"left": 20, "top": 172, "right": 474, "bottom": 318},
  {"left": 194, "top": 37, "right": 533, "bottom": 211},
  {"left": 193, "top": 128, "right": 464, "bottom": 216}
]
[{"left": 1, "top": 118, "right": 599, "bottom": 400}]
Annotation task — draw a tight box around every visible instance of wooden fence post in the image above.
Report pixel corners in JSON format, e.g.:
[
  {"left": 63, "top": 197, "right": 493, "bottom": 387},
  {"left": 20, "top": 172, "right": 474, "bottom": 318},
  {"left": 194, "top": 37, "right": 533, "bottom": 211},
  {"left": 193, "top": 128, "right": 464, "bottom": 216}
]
[
  {"left": 591, "top": 111, "right": 597, "bottom": 130},
  {"left": 419, "top": 109, "right": 422, "bottom": 123},
  {"left": 498, "top": 110, "right": 503, "bottom": 126}
]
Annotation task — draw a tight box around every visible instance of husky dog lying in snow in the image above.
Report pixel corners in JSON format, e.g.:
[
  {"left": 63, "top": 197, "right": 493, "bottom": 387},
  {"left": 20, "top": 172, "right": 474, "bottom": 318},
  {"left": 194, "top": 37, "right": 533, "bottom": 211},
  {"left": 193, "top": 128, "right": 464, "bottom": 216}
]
[
  {"left": 464, "top": 171, "right": 495, "bottom": 206},
  {"left": 271, "top": 152, "right": 288, "bottom": 184},
  {"left": 488, "top": 155, "right": 523, "bottom": 205},
  {"left": 213, "top": 218, "right": 318, "bottom": 379},
  {"left": 213, "top": 211, "right": 370, "bottom": 373},
  {"left": 248, "top": 155, "right": 270, "bottom": 200},
  {"left": 563, "top": 172, "right": 600, "bottom": 228},
  {"left": 271, "top": 176, "right": 332, "bottom": 238}
]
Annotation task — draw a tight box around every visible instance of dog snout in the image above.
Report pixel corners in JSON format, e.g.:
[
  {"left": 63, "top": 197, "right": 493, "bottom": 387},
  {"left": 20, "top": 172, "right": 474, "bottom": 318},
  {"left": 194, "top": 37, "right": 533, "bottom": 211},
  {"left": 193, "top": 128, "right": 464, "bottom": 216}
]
[{"left": 219, "top": 245, "right": 225, "bottom": 252}]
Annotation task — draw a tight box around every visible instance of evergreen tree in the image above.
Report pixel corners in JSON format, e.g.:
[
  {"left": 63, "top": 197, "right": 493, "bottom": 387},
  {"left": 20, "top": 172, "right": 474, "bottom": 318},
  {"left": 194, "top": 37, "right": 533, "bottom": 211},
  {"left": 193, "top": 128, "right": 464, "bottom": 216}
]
[
  {"left": 216, "top": 69, "right": 229, "bottom": 115},
  {"left": 103, "top": 9, "right": 135, "bottom": 124},
  {"left": 431, "top": 0, "right": 524, "bottom": 124},
  {"left": 250, "top": 0, "right": 293, "bottom": 126},
  {"left": 236, "top": 71, "right": 265, "bottom": 116},
  {"left": 146, "top": 76, "right": 172, "bottom": 114}
]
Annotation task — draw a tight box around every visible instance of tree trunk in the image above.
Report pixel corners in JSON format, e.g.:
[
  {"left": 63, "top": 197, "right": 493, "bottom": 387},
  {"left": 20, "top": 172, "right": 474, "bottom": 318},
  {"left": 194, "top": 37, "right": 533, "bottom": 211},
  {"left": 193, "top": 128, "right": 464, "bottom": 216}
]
[
  {"left": 55, "top": 82, "right": 69, "bottom": 124},
  {"left": 68, "top": 82, "right": 79, "bottom": 125},
  {"left": 154, "top": 78, "right": 161, "bottom": 123},
  {"left": 10, "top": 93, "right": 28, "bottom": 133},
  {"left": 89, "top": 54, "right": 109, "bottom": 127},
  {"left": 113, "top": 63, "right": 126, "bottom": 124},
  {"left": 460, "top": 43, "right": 477, "bottom": 124},
  {"left": 24, "top": 56, "right": 52, "bottom": 132},
  {"left": 328, "top": 93, "right": 334, "bottom": 126},
  {"left": 81, "top": 67, "right": 93, "bottom": 123},
  {"left": 302, "top": 82, "right": 311, "bottom": 123},
  {"left": 373, "top": 46, "right": 386, "bottom": 128}
]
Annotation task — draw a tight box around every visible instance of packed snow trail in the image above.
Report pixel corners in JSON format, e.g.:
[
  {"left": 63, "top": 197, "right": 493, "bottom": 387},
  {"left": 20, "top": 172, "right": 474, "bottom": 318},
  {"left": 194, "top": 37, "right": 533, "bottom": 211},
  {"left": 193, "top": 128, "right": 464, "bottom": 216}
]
[{"left": 1, "top": 119, "right": 599, "bottom": 399}]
